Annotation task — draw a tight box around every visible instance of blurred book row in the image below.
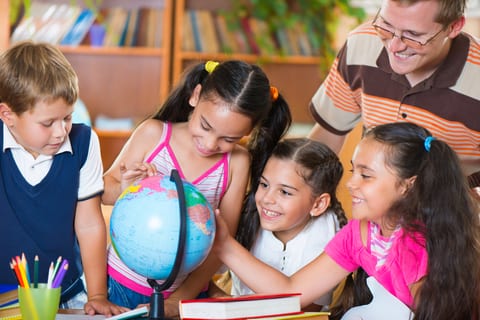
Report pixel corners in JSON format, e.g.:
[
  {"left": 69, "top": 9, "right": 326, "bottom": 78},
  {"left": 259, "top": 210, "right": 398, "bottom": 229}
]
[
  {"left": 10, "top": 2, "right": 164, "bottom": 48},
  {"left": 183, "top": 10, "right": 321, "bottom": 56}
]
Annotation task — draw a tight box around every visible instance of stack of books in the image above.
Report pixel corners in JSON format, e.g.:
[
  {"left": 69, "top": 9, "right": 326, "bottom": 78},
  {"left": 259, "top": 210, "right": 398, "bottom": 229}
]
[
  {"left": 179, "top": 292, "right": 330, "bottom": 319},
  {"left": 10, "top": 2, "right": 165, "bottom": 48},
  {"left": 0, "top": 285, "right": 20, "bottom": 320},
  {"left": 181, "top": 9, "right": 319, "bottom": 56}
]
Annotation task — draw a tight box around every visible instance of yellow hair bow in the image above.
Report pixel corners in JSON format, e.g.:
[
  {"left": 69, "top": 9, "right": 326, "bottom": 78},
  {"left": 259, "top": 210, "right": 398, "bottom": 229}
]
[{"left": 205, "top": 61, "right": 220, "bottom": 74}]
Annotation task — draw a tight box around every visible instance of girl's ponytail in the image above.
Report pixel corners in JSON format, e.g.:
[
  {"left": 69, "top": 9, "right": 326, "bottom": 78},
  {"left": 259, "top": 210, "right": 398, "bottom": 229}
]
[{"left": 247, "top": 92, "right": 291, "bottom": 190}]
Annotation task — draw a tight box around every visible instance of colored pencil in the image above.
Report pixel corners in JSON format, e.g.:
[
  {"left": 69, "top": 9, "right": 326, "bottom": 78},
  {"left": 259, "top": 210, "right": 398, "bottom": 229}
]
[
  {"left": 52, "top": 256, "right": 62, "bottom": 280},
  {"left": 47, "top": 262, "right": 54, "bottom": 288},
  {"left": 10, "top": 261, "right": 22, "bottom": 287},
  {"left": 21, "top": 253, "right": 31, "bottom": 285},
  {"left": 15, "top": 256, "right": 28, "bottom": 288},
  {"left": 33, "top": 255, "right": 39, "bottom": 288},
  {"left": 51, "top": 259, "right": 69, "bottom": 288}
]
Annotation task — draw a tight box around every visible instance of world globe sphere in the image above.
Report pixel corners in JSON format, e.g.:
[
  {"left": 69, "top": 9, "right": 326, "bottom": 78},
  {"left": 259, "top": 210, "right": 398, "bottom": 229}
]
[{"left": 110, "top": 174, "right": 216, "bottom": 280}]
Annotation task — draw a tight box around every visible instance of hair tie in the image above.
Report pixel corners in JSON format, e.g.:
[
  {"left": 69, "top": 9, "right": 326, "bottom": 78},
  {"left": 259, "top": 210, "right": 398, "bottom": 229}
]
[
  {"left": 424, "top": 136, "right": 435, "bottom": 152},
  {"left": 270, "top": 86, "right": 279, "bottom": 102},
  {"left": 205, "top": 61, "right": 219, "bottom": 74}
]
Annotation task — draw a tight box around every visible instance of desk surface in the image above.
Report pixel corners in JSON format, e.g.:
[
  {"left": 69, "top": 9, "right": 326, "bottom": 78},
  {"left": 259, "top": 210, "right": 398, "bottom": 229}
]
[{"left": 0, "top": 308, "right": 147, "bottom": 320}]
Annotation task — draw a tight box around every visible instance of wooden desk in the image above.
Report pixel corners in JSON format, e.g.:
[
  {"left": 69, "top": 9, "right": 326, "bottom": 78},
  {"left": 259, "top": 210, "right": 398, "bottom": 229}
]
[{"left": 0, "top": 308, "right": 146, "bottom": 319}]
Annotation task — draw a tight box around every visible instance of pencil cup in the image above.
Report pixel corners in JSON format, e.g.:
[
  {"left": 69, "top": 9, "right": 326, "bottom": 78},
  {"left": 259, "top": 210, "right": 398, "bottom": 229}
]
[{"left": 18, "top": 284, "right": 61, "bottom": 320}]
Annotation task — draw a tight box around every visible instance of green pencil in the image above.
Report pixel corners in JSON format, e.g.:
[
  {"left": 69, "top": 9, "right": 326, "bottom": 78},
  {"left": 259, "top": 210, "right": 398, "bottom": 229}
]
[{"left": 33, "top": 255, "right": 39, "bottom": 288}]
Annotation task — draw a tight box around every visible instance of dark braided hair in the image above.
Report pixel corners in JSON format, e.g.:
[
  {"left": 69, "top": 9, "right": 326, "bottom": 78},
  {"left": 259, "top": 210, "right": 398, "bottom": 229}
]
[{"left": 236, "top": 138, "right": 347, "bottom": 250}]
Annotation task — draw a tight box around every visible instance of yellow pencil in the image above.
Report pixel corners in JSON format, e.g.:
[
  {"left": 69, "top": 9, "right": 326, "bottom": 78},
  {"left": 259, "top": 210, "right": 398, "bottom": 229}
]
[
  {"left": 21, "top": 253, "right": 31, "bottom": 285},
  {"left": 15, "top": 256, "right": 29, "bottom": 288}
]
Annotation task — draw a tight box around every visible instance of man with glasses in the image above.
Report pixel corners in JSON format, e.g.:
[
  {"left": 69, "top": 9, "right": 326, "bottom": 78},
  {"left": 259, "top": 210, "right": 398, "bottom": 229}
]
[{"left": 308, "top": 0, "right": 480, "bottom": 192}]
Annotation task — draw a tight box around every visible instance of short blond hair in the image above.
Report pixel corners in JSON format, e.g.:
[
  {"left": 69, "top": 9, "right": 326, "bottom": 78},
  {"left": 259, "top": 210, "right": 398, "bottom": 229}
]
[{"left": 0, "top": 41, "right": 78, "bottom": 114}]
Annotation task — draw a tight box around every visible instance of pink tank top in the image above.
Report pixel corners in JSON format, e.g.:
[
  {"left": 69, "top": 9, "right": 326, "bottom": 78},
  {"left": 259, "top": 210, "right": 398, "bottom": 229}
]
[{"left": 108, "top": 121, "right": 230, "bottom": 296}]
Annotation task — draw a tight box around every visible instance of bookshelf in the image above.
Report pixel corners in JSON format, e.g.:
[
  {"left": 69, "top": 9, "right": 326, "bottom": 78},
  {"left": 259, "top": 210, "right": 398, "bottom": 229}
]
[
  {"left": 0, "top": 0, "right": 357, "bottom": 169},
  {"left": 1, "top": 0, "right": 173, "bottom": 169},
  {"left": 172, "top": 0, "right": 325, "bottom": 124}
]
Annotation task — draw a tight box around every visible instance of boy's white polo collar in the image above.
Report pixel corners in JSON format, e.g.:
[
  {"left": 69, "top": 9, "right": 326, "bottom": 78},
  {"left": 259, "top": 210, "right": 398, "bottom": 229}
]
[{"left": 2, "top": 124, "right": 73, "bottom": 157}]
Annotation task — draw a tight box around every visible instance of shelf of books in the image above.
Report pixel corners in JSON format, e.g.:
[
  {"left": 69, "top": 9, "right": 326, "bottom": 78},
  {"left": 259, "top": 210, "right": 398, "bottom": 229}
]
[
  {"left": 2, "top": 0, "right": 330, "bottom": 165},
  {"left": 5, "top": 0, "right": 172, "bottom": 169},
  {"left": 172, "top": 0, "right": 324, "bottom": 124}
]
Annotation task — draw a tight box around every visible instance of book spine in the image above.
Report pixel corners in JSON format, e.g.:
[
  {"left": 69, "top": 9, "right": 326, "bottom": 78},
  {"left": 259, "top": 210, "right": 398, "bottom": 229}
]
[
  {"left": 118, "top": 10, "right": 131, "bottom": 46},
  {"left": 189, "top": 10, "right": 203, "bottom": 52},
  {"left": 182, "top": 11, "right": 195, "bottom": 51},
  {"left": 240, "top": 17, "right": 260, "bottom": 55},
  {"left": 196, "top": 10, "right": 220, "bottom": 53},
  {"left": 60, "top": 8, "right": 96, "bottom": 46}
]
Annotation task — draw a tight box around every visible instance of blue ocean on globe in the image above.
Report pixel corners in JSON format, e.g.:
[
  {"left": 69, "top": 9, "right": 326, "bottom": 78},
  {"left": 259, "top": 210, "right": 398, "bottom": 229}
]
[{"left": 110, "top": 174, "right": 216, "bottom": 280}]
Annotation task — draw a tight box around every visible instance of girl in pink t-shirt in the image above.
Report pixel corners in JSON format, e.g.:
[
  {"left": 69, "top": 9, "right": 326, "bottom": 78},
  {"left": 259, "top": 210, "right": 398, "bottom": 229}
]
[{"left": 213, "top": 122, "right": 480, "bottom": 320}]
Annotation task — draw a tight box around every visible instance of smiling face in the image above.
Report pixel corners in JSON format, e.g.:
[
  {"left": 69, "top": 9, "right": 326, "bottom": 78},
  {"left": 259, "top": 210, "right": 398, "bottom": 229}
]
[
  {"left": 377, "top": 0, "right": 463, "bottom": 85},
  {"left": 188, "top": 86, "right": 253, "bottom": 157},
  {"left": 255, "top": 157, "right": 319, "bottom": 244},
  {"left": 346, "top": 137, "right": 410, "bottom": 229},
  {"left": 0, "top": 99, "right": 73, "bottom": 159}
]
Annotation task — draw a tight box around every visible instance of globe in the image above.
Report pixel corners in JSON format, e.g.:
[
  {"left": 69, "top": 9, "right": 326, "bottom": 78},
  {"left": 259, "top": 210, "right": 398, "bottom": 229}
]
[{"left": 110, "top": 174, "right": 216, "bottom": 280}]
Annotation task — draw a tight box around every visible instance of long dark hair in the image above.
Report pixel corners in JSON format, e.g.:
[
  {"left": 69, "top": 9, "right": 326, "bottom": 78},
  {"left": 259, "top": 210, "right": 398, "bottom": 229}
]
[
  {"left": 236, "top": 138, "right": 347, "bottom": 250},
  {"left": 331, "top": 122, "right": 480, "bottom": 320},
  {"left": 372, "top": 122, "right": 479, "bottom": 320},
  {"left": 152, "top": 60, "right": 292, "bottom": 188}
]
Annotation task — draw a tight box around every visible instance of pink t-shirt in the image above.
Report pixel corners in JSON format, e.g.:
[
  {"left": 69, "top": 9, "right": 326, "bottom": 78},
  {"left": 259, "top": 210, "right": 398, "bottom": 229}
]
[{"left": 324, "top": 219, "right": 428, "bottom": 307}]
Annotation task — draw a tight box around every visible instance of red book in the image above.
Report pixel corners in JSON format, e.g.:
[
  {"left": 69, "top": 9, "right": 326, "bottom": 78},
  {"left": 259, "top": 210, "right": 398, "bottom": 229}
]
[
  {"left": 240, "top": 17, "right": 261, "bottom": 55},
  {"left": 179, "top": 292, "right": 302, "bottom": 320}
]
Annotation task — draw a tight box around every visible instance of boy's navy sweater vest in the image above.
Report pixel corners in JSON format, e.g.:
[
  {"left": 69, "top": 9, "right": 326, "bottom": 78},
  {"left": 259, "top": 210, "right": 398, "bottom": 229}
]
[{"left": 0, "top": 123, "right": 90, "bottom": 296}]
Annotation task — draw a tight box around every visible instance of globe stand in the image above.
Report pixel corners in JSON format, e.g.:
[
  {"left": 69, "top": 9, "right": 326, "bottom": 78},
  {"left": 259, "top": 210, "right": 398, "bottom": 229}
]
[{"left": 147, "top": 169, "right": 187, "bottom": 320}]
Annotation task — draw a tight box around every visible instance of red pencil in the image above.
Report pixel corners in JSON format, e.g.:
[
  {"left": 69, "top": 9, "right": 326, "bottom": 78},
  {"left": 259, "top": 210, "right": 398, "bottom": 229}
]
[{"left": 10, "top": 260, "right": 23, "bottom": 287}]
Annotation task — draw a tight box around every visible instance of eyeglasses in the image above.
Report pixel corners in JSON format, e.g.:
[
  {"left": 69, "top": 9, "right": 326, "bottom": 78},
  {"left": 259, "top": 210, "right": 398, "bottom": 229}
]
[{"left": 372, "top": 10, "right": 446, "bottom": 50}]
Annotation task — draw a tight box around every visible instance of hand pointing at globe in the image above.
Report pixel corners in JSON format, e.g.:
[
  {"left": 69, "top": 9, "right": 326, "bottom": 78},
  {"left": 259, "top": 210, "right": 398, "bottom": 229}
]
[{"left": 119, "top": 161, "right": 158, "bottom": 192}]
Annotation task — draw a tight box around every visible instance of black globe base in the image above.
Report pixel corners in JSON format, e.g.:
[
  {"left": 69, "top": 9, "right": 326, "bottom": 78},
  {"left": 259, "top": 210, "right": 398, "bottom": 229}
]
[
  {"left": 149, "top": 290, "right": 175, "bottom": 320},
  {"left": 147, "top": 169, "right": 187, "bottom": 320}
]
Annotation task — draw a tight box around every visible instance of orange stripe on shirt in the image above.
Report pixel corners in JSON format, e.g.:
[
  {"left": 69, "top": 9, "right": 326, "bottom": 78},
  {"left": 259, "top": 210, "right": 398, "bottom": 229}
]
[{"left": 361, "top": 94, "right": 480, "bottom": 157}]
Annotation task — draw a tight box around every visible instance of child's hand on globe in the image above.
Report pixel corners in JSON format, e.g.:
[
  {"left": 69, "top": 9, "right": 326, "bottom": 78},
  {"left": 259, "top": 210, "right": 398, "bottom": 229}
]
[{"left": 119, "top": 162, "right": 158, "bottom": 190}]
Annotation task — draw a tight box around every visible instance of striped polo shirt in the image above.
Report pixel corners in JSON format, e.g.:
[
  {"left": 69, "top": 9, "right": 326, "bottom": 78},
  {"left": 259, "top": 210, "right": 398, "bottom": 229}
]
[{"left": 310, "top": 23, "right": 480, "bottom": 187}]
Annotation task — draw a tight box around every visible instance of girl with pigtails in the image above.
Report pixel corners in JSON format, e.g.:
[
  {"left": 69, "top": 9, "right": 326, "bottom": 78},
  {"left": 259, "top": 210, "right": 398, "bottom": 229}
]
[{"left": 102, "top": 60, "right": 292, "bottom": 317}]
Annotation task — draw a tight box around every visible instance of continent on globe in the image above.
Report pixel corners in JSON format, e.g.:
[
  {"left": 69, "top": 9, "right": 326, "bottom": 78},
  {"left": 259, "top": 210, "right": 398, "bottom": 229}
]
[{"left": 110, "top": 174, "right": 216, "bottom": 280}]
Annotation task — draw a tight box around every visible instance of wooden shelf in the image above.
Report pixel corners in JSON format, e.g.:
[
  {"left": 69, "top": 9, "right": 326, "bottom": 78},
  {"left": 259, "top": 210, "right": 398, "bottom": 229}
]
[
  {"left": 94, "top": 129, "right": 132, "bottom": 170},
  {"left": 2, "top": 0, "right": 325, "bottom": 168},
  {"left": 178, "top": 51, "right": 324, "bottom": 65},
  {"left": 172, "top": 0, "right": 324, "bottom": 124},
  {"left": 59, "top": 45, "right": 165, "bottom": 56},
  {"left": 2, "top": 0, "right": 172, "bottom": 170}
]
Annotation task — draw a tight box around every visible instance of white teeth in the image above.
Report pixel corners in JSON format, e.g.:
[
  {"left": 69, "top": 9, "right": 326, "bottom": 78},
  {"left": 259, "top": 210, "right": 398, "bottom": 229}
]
[
  {"left": 352, "top": 197, "right": 362, "bottom": 204},
  {"left": 395, "top": 52, "right": 411, "bottom": 58},
  {"left": 263, "top": 209, "right": 279, "bottom": 217}
]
